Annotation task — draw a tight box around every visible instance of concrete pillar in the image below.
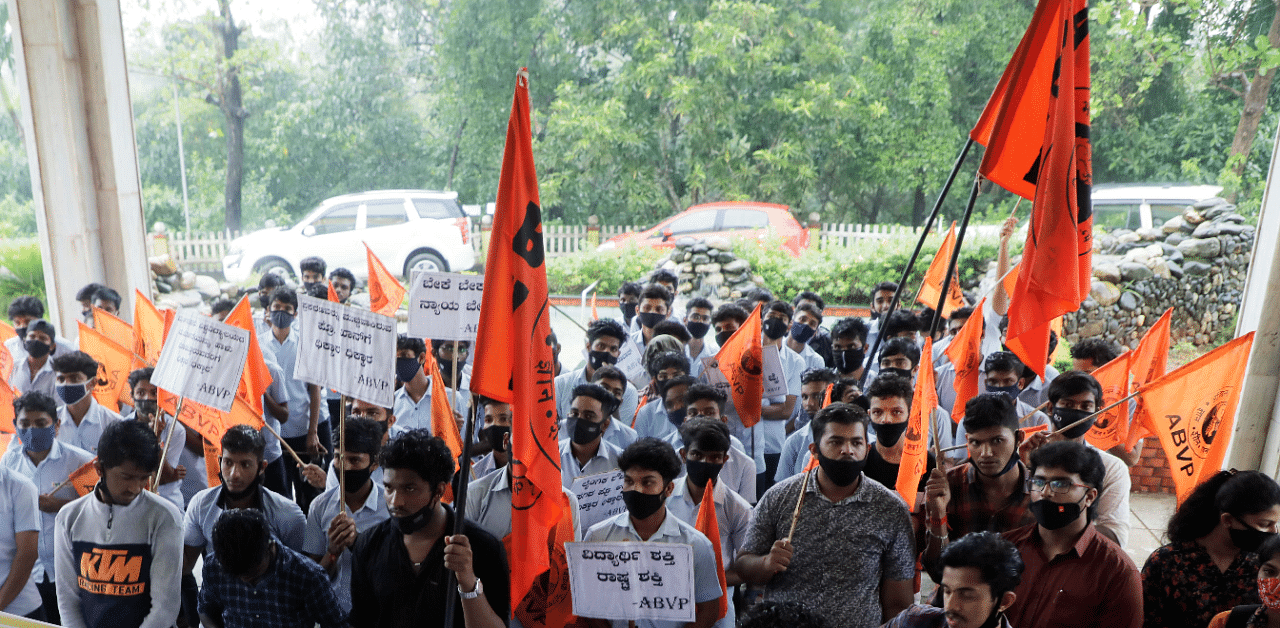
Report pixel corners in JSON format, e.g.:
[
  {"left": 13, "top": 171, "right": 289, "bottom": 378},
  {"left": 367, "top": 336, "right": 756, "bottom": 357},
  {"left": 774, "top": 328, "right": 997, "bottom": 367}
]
[
  {"left": 8, "top": 0, "right": 150, "bottom": 334},
  {"left": 1228, "top": 117, "right": 1280, "bottom": 475}
]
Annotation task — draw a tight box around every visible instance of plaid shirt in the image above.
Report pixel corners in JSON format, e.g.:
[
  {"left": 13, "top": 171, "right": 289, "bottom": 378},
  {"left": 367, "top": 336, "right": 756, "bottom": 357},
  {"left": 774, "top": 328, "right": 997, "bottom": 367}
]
[
  {"left": 199, "top": 539, "right": 347, "bottom": 628},
  {"left": 913, "top": 461, "right": 1036, "bottom": 577}
]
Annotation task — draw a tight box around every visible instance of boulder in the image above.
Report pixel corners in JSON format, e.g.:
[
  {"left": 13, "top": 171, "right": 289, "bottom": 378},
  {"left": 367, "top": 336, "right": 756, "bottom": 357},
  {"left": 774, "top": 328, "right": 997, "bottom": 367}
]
[
  {"left": 1204, "top": 204, "right": 1235, "bottom": 220},
  {"left": 1165, "top": 233, "right": 1186, "bottom": 246},
  {"left": 1119, "top": 262, "right": 1153, "bottom": 282},
  {"left": 691, "top": 254, "right": 711, "bottom": 264},
  {"left": 723, "top": 259, "right": 750, "bottom": 273},
  {"left": 1090, "top": 281, "right": 1121, "bottom": 307},
  {"left": 660, "top": 260, "right": 679, "bottom": 271},
  {"left": 1162, "top": 216, "right": 1185, "bottom": 234},
  {"left": 1193, "top": 197, "right": 1227, "bottom": 210},
  {"left": 1078, "top": 320, "right": 1106, "bottom": 337},
  {"left": 1218, "top": 223, "right": 1248, "bottom": 235},
  {"left": 1118, "top": 291, "right": 1140, "bottom": 311},
  {"left": 676, "top": 237, "right": 697, "bottom": 247},
  {"left": 1148, "top": 258, "right": 1172, "bottom": 279},
  {"left": 149, "top": 255, "right": 179, "bottom": 277},
  {"left": 1136, "top": 227, "right": 1163, "bottom": 241},
  {"left": 1182, "top": 261, "right": 1212, "bottom": 276},
  {"left": 691, "top": 243, "right": 708, "bottom": 254},
  {"left": 706, "top": 237, "right": 732, "bottom": 251},
  {"left": 1166, "top": 261, "right": 1183, "bottom": 279},
  {"left": 180, "top": 271, "right": 197, "bottom": 290},
  {"left": 703, "top": 273, "right": 725, "bottom": 287},
  {"left": 194, "top": 275, "right": 221, "bottom": 299},
  {"left": 1191, "top": 222, "right": 1221, "bottom": 238},
  {"left": 1092, "top": 262, "right": 1122, "bottom": 283},
  {"left": 1177, "top": 237, "right": 1222, "bottom": 259},
  {"left": 1183, "top": 208, "right": 1207, "bottom": 224},
  {"left": 1116, "top": 232, "right": 1142, "bottom": 244},
  {"left": 1221, "top": 213, "right": 1246, "bottom": 224},
  {"left": 160, "top": 289, "right": 203, "bottom": 309}
]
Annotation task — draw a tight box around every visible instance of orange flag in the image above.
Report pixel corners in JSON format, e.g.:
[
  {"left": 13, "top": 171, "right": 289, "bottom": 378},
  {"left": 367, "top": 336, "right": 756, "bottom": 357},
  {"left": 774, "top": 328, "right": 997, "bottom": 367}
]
[
  {"left": 1137, "top": 333, "right": 1254, "bottom": 503},
  {"left": 204, "top": 438, "right": 222, "bottom": 487},
  {"left": 0, "top": 320, "right": 15, "bottom": 382},
  {"left": 77, "top": 322, "right": 133, "bottom": 413},
  {"left": 424, "top": 348, "right": 464, "bottom": 470},
  {"left": 166, "top": 395, "right": 265, "bottom": 445},
  {"left": 0, "top": 379, "right": 15, "bottom": 433},
  {"left": 327, "top": 281, "right": 340, "bottom": 303},
  {"left": 822, "top": 382, "right": 833, "bottom": 408},
  {"left": 1082, "top": 351, "right": 1132, "bottom": 451},
  {"left": 68, "top": 460, "right": 100, "bottom": 497},
  {"left": 1001, "top": 263, "right": 1020, "bottom": 300},
  {"left": 469, "top": 69, "right": 569, "bottom": 614},
  {"left": 134, "top": 290, "right": 166, "bottom": 365},
  {"left": 1126, "top": 308, "right": 1172, "bottom": 450},
  {"left": 945, "top": 298, "right": 986, "bottom": 422},
  {"left": 694, "top": 480, "right": 729, "bottom": 620},
  {"left": 916, "top": 223, "right": 967, "bottom": 317},
  {"left": 716, "top": 304, "right": 765, "bottom": 428},
  {"left": 988, "top": 0, "right": 1092, "bottom": 379},
  {"left": 93, "top": 307, "right": 133, "bottom": 351},
  {"left": 224, "top": 297, "right": 273, "bottom": 416},
  {"left": 803, "top": 454, "right": 819, "bottom": 472},
  {"left": 365, "top": 244, "right": 406, "bottom": 317},
  {"left": 897, "top": 338, "right": 937, "bottom": 510}
]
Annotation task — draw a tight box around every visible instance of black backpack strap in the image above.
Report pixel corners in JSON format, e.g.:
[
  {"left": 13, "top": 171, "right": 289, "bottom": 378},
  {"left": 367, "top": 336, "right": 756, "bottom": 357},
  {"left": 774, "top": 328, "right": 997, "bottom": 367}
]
[{"left": 1227, "top": 604, "right": 1263, "bottom": 628}]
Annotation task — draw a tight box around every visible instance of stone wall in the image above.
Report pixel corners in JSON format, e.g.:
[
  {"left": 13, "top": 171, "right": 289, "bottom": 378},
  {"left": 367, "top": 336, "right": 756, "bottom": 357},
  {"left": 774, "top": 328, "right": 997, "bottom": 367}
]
[
  {"left": 1063, "top": 197, "right": 1255, "bottom": 348},
  {"left": 656, "top": 237, "right": 766, "bottom": 299}
]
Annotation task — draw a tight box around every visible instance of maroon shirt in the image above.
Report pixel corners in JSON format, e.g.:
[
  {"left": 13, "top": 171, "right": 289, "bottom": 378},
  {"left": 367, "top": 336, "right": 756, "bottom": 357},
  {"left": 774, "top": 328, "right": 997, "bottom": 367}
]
[{"left": 1004, "top": 523, "right": 1143, "bottom": 628}]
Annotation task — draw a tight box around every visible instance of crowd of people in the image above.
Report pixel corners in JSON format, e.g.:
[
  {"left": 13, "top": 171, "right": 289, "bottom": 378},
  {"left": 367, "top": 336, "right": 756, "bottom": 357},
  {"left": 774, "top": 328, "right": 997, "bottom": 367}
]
[{"left": 0, "top": 229, "right": 1276, "bottom": 628}]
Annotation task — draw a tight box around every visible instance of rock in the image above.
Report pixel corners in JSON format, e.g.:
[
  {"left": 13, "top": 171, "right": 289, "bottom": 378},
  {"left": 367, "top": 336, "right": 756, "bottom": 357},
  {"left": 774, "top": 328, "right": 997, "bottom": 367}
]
[
  {"left": 676, "top": 237, "right": 697, "bottom": 247},
  {"left": 180, "top": 271, "right": 197, "bottom": 290},
  {"left": 1120, "top": 262, "right": 1153, "bottom": 281},
  {"left": 716, "top": 252, "right": 735, "bottom": 263},
  {"left": 678, "top": 262, "right": 693, "bottom": 272},
  {"left": 752, "top": 275, "right": 765, "bottom": 286},
  {"left": 1093, "top": 262, "right": 1122, "bottom": 283},
  {"left": 1162, "top": 216, "right": 1185, "bottom": 234},
  {"left": 1193, "top": 197, "right": 1228, "bottom": 210},
  {"left": 149, "top": 255, "right": 179, "bottom": 277},
  {"left": 1165, "top": 233, "right": 1186, "bottom": 246},
  {"left": 1205, "top": 204, "right": 1235, "bottom": 220},
  {"left": 1137, "top": 227, "right": 1163, "bottom": 241},
  {"left": 1124, "top": 247, "right": 1152, "bottom": 264},
  {"left": 163, "top": 289, "right": 203, "bottom": 309},
  {"left": 691, "top": 254, "right": 711, "bottom": 264},
  {"left": 691, "top": 243, "right": 708, "bottom": 254},
  {"left": 1078, "top": 320, "right": 1106, "bottom": 337},
  {"left": 1177, "top": 237, "right": 1222, "bottom": 259},
  {"left": 660, "top": 260, "right": 678, "bottom": 271},
  {"left": 1182, "top": 261, "right": 1212, "bottom": 276},
  {"left": 1118, "top": 291, "right": 1140, "bottom": 311},
  {"left": 677, "top": 282, "right": 694, "bottom": 294},
  {"left": 723, "top": 259, "right": 750, "bottom": 273},
  {"left": 1116, "top": 232, "right": 1142, "bottom": 244},
  {"left": 1090, "top": 281, "right": 1121, "bottom": 307},
  {"left": 194, "top": 275, "right": 221, "bottom": 299},
  {"left": 1148, "top": 258, "right": 1172, "bottom": 279},
  {"left": 719, "top": 287, "right": 732, "bottom": 298},
  {"left": 1218, "top": 223, "right": 1248, "bottom": 235},
  {"left": 706, "top": 237, "right": 732, "bottom": 251},
  {"left": 1167, "top": 261, "right": 1183, "bottom": 278},
  {"left": 1094, "top": 233, "right": 1117, "bottom": 253},
  {"left": 1184, "top": 208, "right": 1206, "bottom": 224},
  {"left": 703, "top": 273, "right": 725, "bottom": 287},
  {"left": 155, "top": 281, "right": 172, "bottom": 294},
  {"left": 1220, "top": 213, "right": 1246, "bottom": 224},
  {"left": 1191, "top": 222, "right": 1221, "bottom": 238}
]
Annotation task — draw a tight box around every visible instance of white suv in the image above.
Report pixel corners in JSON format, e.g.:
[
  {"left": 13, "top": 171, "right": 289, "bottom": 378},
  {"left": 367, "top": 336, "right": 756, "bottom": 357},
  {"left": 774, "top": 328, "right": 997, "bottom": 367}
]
[{"left": 222, "top": 190, "right": 475, "bottom": 283}]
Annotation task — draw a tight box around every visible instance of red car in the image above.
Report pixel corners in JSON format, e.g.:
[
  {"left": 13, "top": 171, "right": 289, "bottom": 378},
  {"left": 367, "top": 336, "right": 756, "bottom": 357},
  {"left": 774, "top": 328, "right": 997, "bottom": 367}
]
[{"left": 598, "top": 202, "right": 810, "bottom": 257}]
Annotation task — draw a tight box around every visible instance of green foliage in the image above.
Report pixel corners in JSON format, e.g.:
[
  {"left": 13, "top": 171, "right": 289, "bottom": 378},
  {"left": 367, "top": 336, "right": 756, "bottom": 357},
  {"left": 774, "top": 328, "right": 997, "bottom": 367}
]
[
  {"left": 545, "top": 246, "right": 665, "bottom": 295},
  {"left": 0, "top": 194, "right": 35, "bottom": 238},
  {"left": 0, "top": 242, "right": 45, "bottom": 317}
]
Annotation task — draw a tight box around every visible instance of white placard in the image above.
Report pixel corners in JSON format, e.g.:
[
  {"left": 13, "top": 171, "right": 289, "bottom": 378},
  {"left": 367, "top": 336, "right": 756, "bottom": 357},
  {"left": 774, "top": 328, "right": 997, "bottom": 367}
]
[
  {"left": 616, "top": 338, "right": 649, "bottom": 389},
  {"left": 572, "top": 470, "right": 626, "bottom": 531},
  {"left": 700, "top": 346, "right": 786, "bottom": 398},
  {"left": 151, "top": 310, "right": 249, "bottom": 412},
  {"left": 567, "top": 541, "right": 696, "bottom": 622},
  {"left": 406, "top": 272, "right": 484, "bottom": 341},
  {"left": 294, "top": 295, "right": 397, "bottom": 407}
]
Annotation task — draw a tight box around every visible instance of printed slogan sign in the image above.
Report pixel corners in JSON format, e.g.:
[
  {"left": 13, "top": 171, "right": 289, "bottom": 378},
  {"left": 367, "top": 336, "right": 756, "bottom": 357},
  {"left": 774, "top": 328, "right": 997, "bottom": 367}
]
[
  {"left": 407, "top": 272, "right": 485, "bottom": 341},
  {"left": 295, "top": 295, "right": 397, "bottom": 407},
  {"left": 566, "top": 541, "right": 696, "bottom": 623},
  {"left": 572, "top": 470, "right": 626, "bottom": 531},
  {"left": 151, "top": 310, "right": 249, "bottom": 412}
]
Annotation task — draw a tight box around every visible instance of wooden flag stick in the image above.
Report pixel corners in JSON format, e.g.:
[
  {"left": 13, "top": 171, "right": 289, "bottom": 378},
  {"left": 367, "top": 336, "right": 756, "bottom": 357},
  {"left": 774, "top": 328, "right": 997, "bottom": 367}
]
[
  {"left": 930, "top": 408, "right": 942, "bottom": 465},
  {"left": 339, "top": 394, "right": 347, "bottom": 514},
  {"left": 786, "top": 468, "right": 813, "bottom": 544},
  {"left": 151, "top": 398, "right": 183, "bottom": 492},
  {"left": 1020, "top": 401, "right": 1051, "bottom": 426},
  {"left": 1048, "top": 390, "right": 1142, "bottom": 437},
  {"left": 261, "top": 421, "right": 306, "bottom": 468},
  {"left": 48, "top": 460, "right": 95, "bottom": 497}
]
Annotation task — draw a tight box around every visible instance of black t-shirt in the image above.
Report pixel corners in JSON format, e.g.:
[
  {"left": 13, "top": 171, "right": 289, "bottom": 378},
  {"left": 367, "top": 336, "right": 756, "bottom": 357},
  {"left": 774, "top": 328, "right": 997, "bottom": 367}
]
[
  {"left": 864, "top": 446, "right": 935, "bottom": 492},
  {"left": 350, "top": 505, "right": 510, "bottom": 628}
]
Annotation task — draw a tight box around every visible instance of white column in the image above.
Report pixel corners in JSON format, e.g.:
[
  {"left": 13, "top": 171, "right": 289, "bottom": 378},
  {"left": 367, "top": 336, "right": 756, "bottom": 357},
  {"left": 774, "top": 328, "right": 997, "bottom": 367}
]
[{"left": 8, "top": 0, "right": 150, "bottom": 335}]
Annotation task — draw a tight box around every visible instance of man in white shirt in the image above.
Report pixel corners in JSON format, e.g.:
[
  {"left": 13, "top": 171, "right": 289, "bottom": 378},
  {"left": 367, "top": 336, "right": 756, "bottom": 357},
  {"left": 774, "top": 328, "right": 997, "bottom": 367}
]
[
  {"left": 757, "top": 301, "right": 804, "bottom": 495},
  {"left": 9, "top": 318, "right": 61, "bottom": 399},
  {"left": 588, "top": 366, "right": 640, "bottom": 451},
  {"left": 556, "top": 318, "right": 639, "bottom": 425},
  {"left": 51, "top": 352, "right": 122, "bottom": 455},
  {"left": 785, "top": 303, "right": 827, "bottom": 372},
  {"left": 559, "top": 384, "right": 625, "bottom": 489},
  {"left": 391, "top": 336, "right": 433, "bottom": 436},
  {"left": 684, "top": 298, "right": 717, "bottom": 379},
  {"left": 5, "top": 298, "right": 76, "bottom": 381},
  {"left": 124, "top": 368, "right": 185, "bottom": 511}
]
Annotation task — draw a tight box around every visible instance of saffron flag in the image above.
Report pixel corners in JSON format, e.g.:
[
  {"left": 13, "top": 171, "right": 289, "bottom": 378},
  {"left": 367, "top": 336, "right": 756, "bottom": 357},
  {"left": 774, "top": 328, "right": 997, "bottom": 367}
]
[
  {"left": 1126, "top": 308, "right": 1172, "bottom": 450},
  {"left": 68, "top": 460, "right": 100, "bottom": 497},
  {"left": 898, "top": 338, "right": 937, "bottom": 510},
  {"left": 327, "top": 281, "right": 340, "bottom": 303},
  {"left": 92, "top": 307, "right": 133, "bottom": 351},
  {"left": 1001, "top": 263, "right": 1020, "bottom": 300},
  {"left": 224, "top": 297, "right": 273, "bottom": 416},
  {"left": 987, "top": 0, "right": 1093, "bottom": 379},
  {"left": 694, "top": 480, "right": 729, "bottom": 620},
  {"left": 916, "top": 223, "right": 967, "bottom": 317},
  {"left": 469, "top": 69, "right": 571, "bottom": 618},
  {"left": 0, "top": 379, "right": 14, "bottom": 433},
  {"left": 716, "top": 304, "right": 765, "bottom": 428},
  {"left": 366, "top": 244, "right": 406, "bottom": 317},
  {"left": 134, "top": 290, "right": 166, "bottom": 365},
  {"left": 0, "top": 320, "right": 15, "bottom": 382},
  {"left": 822, "top": 382, "right": 833, "bottom": 408},
  {"left": 945, "top": 298, "right": 986, "bottom": 422},
  {"left": 1138, "top": 333, "right": 1254, "bottom": 503},
  {"left": 803, "top": 454, "right": 819, "bottom": 472},
  {"left": 77, "top": 322, "right": 133, "bottom": 412},
  {"left": 424, "top": 348, "right": 464, "bottom": 471},
  {"left": 204, "top": 437, "right": 222, "bottom": 487},
  {"left": 1083, "top": 351, "right": 1131, "bottom": 451}
]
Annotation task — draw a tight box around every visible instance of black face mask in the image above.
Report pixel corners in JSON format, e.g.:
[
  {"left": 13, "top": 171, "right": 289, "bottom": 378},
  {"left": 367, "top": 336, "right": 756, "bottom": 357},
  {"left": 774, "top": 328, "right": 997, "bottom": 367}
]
[
  {"left": 972, "top": 447, "right": 1021, "bottom": 479},
  {"left": 790, "top": 323, "right": 815, "bottom": 343},
  {"left": 484, "top": 425, "right": 511, "bottom": 453},
  {"left": 686, "top": 322, "right": 710, "bottom": 340},
  {"left": 815, "top": 449, "right": 866, "bottom": 487},
  {"left": 1029, "top": 496, "right": 1086, "bottom": 530},
  {"left": 621, "top": 302, "right": 638, "bottom": 324},
  {"left": 872, "top": 421, "right": 909, "bottom": 448},
  {"left": 395, "top": 493, "right": 438, "bottom": 535},
  {"left": 638, "top": 312, "right": 665, "bottom": 330},
  {"left": 338, "top": 465, "right": 374, "bottom": 493},
  {"left": 685, "top": 459, "right": 723, "bottom": 489},
  {"left": 988, "top": 384, "right": 1021, "bottom": 401},
  {"left": 834, "top": 348, "right": 865, "bottom": 373},
  {"left": 395, "top": 357, "right": 421, "bottom": 383},
  {"left": 1230, "top": 525, "right": 1277, "bottom": 553},
  {"left": 24, "top": 340, "right": 51, "bottom": 359},
  {"left": 134, "top": 399, "right": 159, "bottom": 419},
  {"left": 762, "top": 318, "right": 788, "bottom": 340},
  {"left": 870, "top": 310, "right": 882, "bottom": 321},
  {"left": 258, "top": 293, "right": 271, "bottom": 309},
  {"left": 622, "top": 489, "right": 666, "bottom": 520},
  {"left": 302, "top": 281, "right": 321, "bottom": 294},
  {"left": 1052, "top": 408, "right": 1095, "bottom": 439},
  {"left": 270, "top": 310, "right": 295, "bottom": 329},
  {"left": 571, "top": 418, "right": 603, "bottom": 445},
  {"left": 881, "top": 367, "right": 913, "bottom": 381},
  {"left": 588, "top": 350, "right": 617, "bottom": 370},
  {"left": 13, "top": 327, "right": 25, "bottom": 343},
  {"left": 218, "top": 471, "right": 263, "bottom": 503},
  {"left": 666, "top": 407, "right": 687, "bottom": 429},
  {"left": 715, "top": 330, "right": 734, "bottom": 346},
  {"left": 437, "top": 360, "right": 456, "bottom": 385}
]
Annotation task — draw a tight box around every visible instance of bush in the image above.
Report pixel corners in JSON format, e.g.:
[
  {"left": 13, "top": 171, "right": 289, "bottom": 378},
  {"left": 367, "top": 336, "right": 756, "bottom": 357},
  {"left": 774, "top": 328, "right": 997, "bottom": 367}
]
[
  {"left": 546, "top": 245, "right": 665, "bottom": 295},
  {"left": 0, "top": 242, "right": 46, "bottom": 316}
]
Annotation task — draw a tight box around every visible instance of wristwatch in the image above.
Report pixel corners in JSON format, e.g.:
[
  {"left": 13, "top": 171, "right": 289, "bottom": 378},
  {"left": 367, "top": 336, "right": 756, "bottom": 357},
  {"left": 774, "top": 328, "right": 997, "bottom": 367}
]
[{"left": 458, "top": 578, "right": 483, "bottom": 600}]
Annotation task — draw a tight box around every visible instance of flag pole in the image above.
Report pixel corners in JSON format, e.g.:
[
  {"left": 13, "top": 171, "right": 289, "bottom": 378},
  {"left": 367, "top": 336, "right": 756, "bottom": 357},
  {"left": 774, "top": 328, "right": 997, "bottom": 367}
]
[
  {"left": 786, "top": 467, "right": 813, "bottom": 543},
  {"left": 442, "top": 391, "right": 480, "bottom": 628},
  {"left": 338, "top": 394, "right": 347, "bottom": 514},
  {"left": 929, "top": 176, "right": 983, "bottom": 337},
  {"left": 1048, "top": 390, "right": 1142, "bottom": 436},
  {"left": 861, "top": 137, "right": 974, "bottom": 388},
  {"left": 151, "top": 398, "right": 184, "bottom": 492},
  {"left": 262, "top": 421, "right": 307, "bottom": 468}
]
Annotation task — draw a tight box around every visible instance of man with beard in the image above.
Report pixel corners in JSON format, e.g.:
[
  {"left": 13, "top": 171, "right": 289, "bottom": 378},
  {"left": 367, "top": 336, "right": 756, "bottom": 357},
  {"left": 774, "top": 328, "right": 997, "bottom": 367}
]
[
  {"left": 882, "top": 531, "right": 1024, "bottom": 628},
  {"left": 350, "top": 430, "right": 508, "bottom": 628},
  {"left": 735, "top": 403, "right": 914, "bottom": 628}
]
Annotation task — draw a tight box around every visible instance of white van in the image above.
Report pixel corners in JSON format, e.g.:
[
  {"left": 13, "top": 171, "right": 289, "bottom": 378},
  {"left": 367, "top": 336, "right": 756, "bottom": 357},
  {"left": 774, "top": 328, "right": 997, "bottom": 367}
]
[{"left": 1091, "top": 183, "right": 1224, "bottom": 231}]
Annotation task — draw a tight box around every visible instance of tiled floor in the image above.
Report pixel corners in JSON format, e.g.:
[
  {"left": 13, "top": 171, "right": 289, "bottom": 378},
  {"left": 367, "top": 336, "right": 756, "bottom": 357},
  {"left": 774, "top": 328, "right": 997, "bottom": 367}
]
[{"left": 1127, "top": 491, "right": 1177, "bottom": 568}]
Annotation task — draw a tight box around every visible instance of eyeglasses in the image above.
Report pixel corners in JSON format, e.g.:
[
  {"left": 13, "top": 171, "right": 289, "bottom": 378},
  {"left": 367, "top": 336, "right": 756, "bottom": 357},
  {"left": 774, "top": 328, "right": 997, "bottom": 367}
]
[{"left": 1025, "top": 477, "right": 1091, "bottom": 495}]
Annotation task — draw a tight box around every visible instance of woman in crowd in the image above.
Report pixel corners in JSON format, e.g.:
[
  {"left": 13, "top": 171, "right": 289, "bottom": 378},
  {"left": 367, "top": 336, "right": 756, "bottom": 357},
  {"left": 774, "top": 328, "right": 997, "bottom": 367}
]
[
  {"left": 1141, "top": 470, "right": 1280, "bottom": 628},
  {"left": 1207, "top": 533, "right": 1280, "bottom": 628}
]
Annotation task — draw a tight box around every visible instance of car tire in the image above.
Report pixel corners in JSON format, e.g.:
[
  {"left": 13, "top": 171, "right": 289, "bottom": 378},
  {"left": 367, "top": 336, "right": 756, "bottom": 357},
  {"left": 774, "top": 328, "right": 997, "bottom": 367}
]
[
  {"left": 255, "top": 258, "right": 294, "bottom": 279},
  {"left": 405, "top": 250, "right": 447, "bottom": 277}
]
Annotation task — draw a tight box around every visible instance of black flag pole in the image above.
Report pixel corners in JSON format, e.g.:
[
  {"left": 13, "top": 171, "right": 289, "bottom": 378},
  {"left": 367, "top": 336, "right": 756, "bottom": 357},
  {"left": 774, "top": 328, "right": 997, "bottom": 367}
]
[
  {"left": 442, "top": 394, "right": 480, "bottom": 628},
  {"left": 929, "top": 176, "right": 983, "bottom": 336},
  {"left": 860, "top": 137, "right": 974, "bottom": 388}
]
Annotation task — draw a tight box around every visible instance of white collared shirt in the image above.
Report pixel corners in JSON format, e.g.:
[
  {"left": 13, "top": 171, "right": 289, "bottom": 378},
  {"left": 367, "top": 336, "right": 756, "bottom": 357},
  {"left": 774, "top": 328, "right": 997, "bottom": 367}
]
[
  {"left": 56, "top": 399, "right": 122, "bottom": 455},
  {"left": 391, "top": 383, "right": 433, "bottom": 437},
  {"left": 666, "top": 479, "right": 752, "bottom": 628},
  {"left": 8, "top": 354, "right": 55, "bottom": 399},
  {"left": 0, "top": 466, "right": 42, "bottom": 615},
  {"left": 1, "top": 439, "right": 94, "bottom": 580},
  {"left": 466, "top": 466, "right": 582, "bottom": 542},
  {"left": 558, "top": 437, "right": 624, "bottom": 490}
]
